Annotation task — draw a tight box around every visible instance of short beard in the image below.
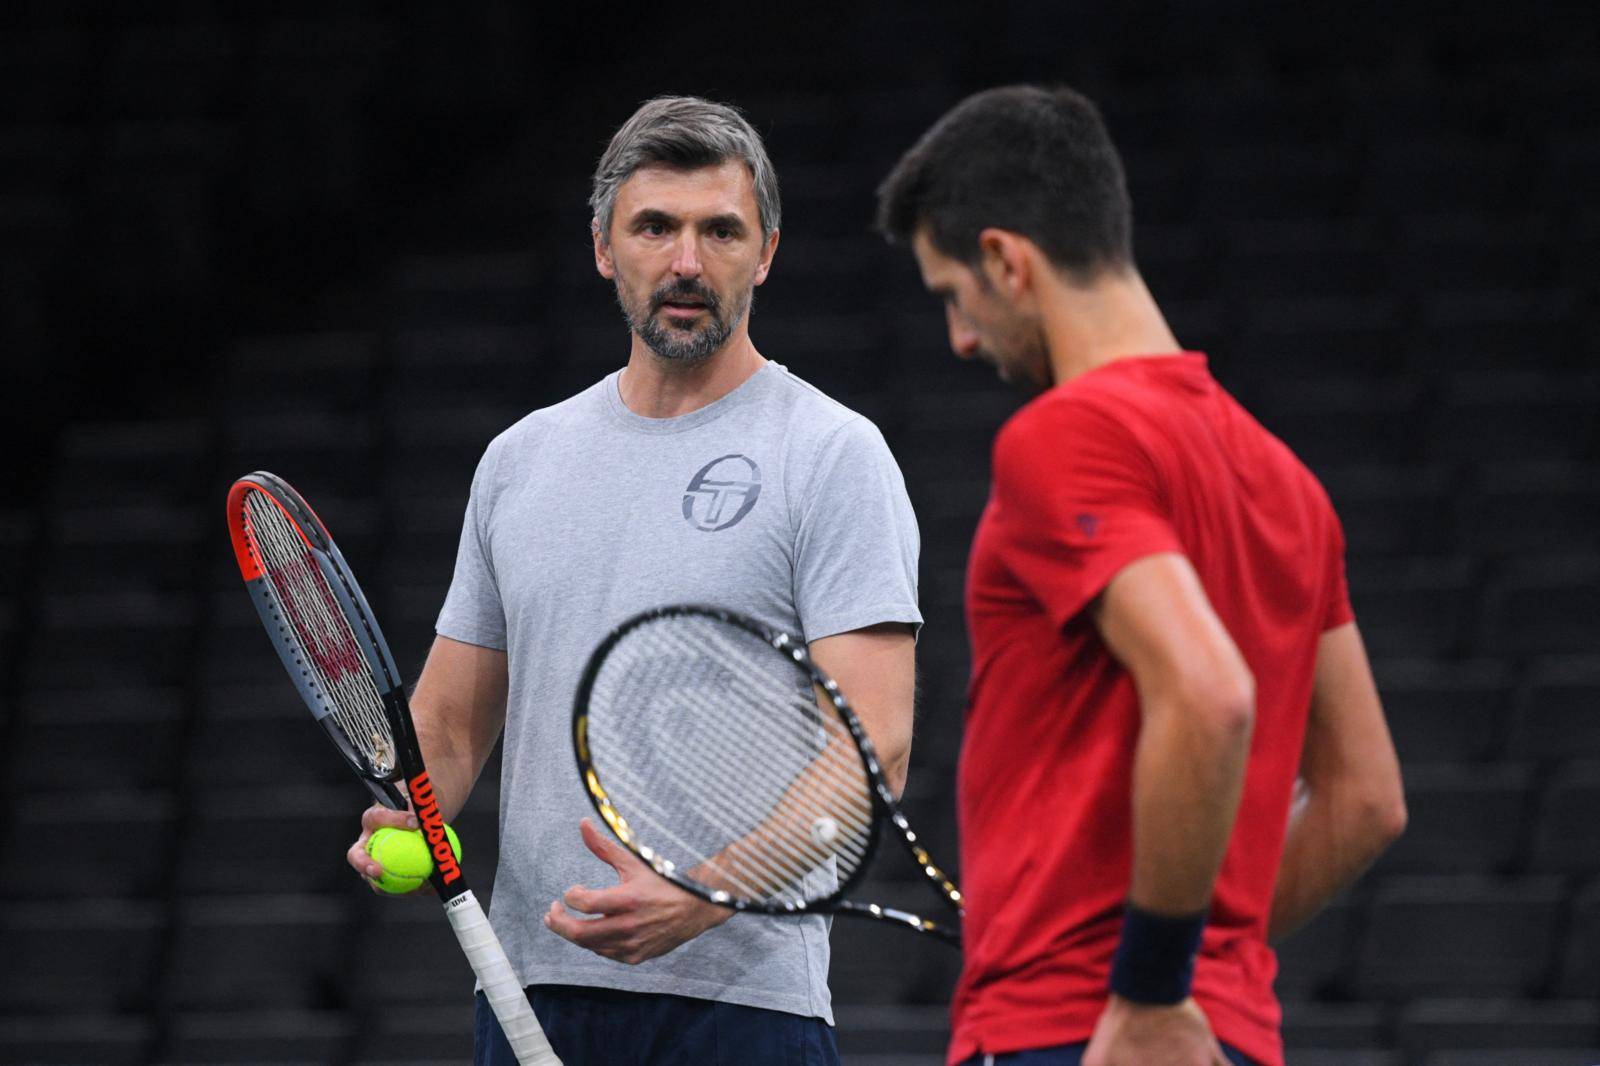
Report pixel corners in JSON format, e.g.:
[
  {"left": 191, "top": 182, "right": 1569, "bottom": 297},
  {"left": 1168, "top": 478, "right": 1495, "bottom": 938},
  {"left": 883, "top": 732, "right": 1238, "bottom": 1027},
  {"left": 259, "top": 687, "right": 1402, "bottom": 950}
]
[{"left": 616, "top": 276, "right": 753, "bottom": 366}]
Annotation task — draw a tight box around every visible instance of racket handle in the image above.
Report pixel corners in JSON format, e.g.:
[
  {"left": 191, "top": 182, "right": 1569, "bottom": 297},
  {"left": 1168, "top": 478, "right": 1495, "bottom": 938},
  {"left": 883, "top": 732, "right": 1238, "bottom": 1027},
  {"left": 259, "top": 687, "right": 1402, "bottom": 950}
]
[{"left": 445, "top": 890, "right": 563, "bottom": 1065}]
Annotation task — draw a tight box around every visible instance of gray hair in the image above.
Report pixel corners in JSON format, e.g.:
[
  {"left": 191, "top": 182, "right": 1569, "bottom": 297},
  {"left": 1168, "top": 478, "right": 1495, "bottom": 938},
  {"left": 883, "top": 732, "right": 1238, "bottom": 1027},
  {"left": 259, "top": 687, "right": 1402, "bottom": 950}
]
[{"left": 590, "top": 96, "right": 781, "bottom": 242}]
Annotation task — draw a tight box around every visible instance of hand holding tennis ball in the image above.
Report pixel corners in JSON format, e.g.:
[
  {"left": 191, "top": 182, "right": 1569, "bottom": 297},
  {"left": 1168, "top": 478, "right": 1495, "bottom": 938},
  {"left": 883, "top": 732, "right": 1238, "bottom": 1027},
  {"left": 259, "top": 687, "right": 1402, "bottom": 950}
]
[{"left": 366, "top": 823, "right": 462, "bottom": 894}]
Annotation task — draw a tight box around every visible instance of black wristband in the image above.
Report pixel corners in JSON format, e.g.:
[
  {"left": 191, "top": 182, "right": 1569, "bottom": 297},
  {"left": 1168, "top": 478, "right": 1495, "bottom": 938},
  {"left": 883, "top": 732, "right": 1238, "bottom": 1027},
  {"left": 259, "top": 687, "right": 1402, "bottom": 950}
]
[{"left": 1108, "top": 904, "right": 1205, "bottom": 1005}]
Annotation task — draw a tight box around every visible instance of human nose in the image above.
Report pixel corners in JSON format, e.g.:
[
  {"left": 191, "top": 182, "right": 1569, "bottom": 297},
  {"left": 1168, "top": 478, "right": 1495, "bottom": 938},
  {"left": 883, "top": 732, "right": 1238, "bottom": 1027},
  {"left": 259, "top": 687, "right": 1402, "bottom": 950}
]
[
  {"left": 671, "top": 232, "right": 703, "bottom": 278},
  {"left": 946, "top": 304, "right": 979, "bottom": 360}
]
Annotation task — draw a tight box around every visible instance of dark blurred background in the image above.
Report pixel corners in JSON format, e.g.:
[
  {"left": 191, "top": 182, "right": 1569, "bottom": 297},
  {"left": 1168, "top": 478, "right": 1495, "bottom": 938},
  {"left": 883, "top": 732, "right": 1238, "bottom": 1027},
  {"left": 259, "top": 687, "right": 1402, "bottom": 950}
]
[{"left": 1, "top": 2, "right": 1598, "bottom": 1064}]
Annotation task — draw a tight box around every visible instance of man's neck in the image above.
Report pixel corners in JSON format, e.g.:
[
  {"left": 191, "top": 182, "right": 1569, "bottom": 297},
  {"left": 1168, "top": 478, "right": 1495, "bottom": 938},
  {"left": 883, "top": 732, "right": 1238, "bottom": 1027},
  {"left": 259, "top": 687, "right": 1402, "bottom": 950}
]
[
  {"left": 1038, "top": 268, "right": 1183, "bottom": 386},
  {"left": 617, "top": 331, "right": 766, "bottom": 419}
]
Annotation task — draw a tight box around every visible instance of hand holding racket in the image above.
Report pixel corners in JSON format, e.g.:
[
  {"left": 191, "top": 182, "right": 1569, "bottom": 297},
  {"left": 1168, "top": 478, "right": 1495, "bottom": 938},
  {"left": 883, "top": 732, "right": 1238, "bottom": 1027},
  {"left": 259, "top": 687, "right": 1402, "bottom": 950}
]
[
  {"left": 227, "top": 471, "right": 562, "bottom": 1065},
  {"left": 572, "top": 604, "right": 963, "bottom": 944}
]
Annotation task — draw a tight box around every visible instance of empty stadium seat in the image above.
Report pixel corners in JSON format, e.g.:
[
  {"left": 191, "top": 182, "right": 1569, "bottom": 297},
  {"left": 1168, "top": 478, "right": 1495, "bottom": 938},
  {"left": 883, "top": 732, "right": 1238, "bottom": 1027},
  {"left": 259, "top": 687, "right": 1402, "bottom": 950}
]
[
  {"left": 1254, "top": 377, "right": 1424, "bottom": 470},
  {"left": 0, "top": 899, "right": 164, "bottom": 1011},
  {"left": 391, "top": 325, "right": 542, "bottom": 410},
  {"left": 1237, "top": 294, "right": 1402, "bottom": 378},
  {"left": 1348, "top": 557, "right": 1478, "bottom": 658},
  {"left": 1486, "top": 555, "right": 1600, "bottom": 658},
  {"left": 1374, "top": 657, "right": 1508, "bottom": 763},
  {"left": 1323, "top": 464, "right": 1456, "bottom": 558},
  {"left": 105, "top": 24, "right": 236, "bottom": 120},
  {"left": 1281, "top": 1000, "right": 1387, "bottom": 1050},
  {"left": 0, "top": 1013, "right": 152, "bottom": 1065},
  {"left": 27, "top": 590, "right": 197, "bottom": 690},
  {"left": 222, "top": 413, "right": 380, "bottom": 503},
  {"left": 43, "top": 503, "right": 204, "bottom": 595},
  {"left": 164, "top": 1008, "right": 353, "bottom": 1063},
  {"left": 222, "top": 331, "right": 380, "bottom": 416},
  {"left": 1394, "top": 215, "right": 1563, "bottom": 295},
  {"left": 826, "top": 883, "right": 962, "bottom": 1007},
  {"left": 833, "top": 1005, "right": 949, "bottom": 1057},
  {"left": 1465, "top": 463, "right": 1600, "bottom": 559},
  {"left": 0, "top": 508, "right": 35, "bottom": 598},
  {"left": 167, "top": 893, "right": 349, "bottom": 1009},
  {"left": 1398, "top": 998, "right": 1600, "bottom": 1060},
  {"left": 1428, "top": 373, "right": 1600, "bottom": 465},
  {"left": 355, "top": 901, "right": 484, "bottom": 1006},
  {"left": 1420, "top": 1052, "right": 1600, "bottom": 1066},
  {"left": 1529, "top": 761, "right": 1600, "bottom": 874},
  {"left": 11, "top": 686, "right": 185, "bottom": 790},
  {"left": 1558, "top": 876, "right": 1600, "bottom": 997},
  {"left": 353, "top": 1005, "right": 476, "bottom": 1062},
  {"left": 190, "top": 682, "right": 352, "bottom": 788},
  {"left": 1355, "top": 876, "right": 1564, "bottom": 997},
  {"left": 0, "top": 789, "right": 176, "bottom": 898},
  {"left": 1274, "top": 894, "right": 1358, "bottom": 997},
  {"left": 389, "top": 251, "right": 542, "bottom": 327},
  {"left": 1412, "top": 289, "right": 1585, "bottom": 374},
  {"left": 1372, "top": 762, "right": 1531, "bottom": 875},
  {"left": 178, "top": 784, "right": 355, "bottom": 894},
  {"left": 1510, "top": 656, "right": 1600, "bottom": 761}
]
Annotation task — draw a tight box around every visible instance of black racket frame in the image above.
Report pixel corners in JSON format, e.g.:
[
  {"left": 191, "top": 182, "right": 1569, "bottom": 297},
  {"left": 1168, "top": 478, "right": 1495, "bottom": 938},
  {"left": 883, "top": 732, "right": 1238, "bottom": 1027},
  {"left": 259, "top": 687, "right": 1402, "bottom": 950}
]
[{"left": 572, "top": 603, "right": 962, "bottom": 944}]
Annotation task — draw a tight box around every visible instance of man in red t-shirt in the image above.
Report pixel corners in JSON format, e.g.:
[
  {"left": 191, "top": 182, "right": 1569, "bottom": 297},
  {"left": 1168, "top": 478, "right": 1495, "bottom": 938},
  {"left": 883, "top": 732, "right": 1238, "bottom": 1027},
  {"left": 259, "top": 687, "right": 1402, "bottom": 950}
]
[{"left": 875, "top": 86, "right": 1407, "bottom": 1066}]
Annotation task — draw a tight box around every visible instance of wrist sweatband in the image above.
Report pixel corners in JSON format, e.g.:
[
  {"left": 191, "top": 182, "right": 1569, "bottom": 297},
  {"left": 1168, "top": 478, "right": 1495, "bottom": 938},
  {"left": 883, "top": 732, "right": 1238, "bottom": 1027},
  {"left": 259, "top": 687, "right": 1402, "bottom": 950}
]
[{"left": 1109, "top": 903, "right": 1205, "bottom": 1005}]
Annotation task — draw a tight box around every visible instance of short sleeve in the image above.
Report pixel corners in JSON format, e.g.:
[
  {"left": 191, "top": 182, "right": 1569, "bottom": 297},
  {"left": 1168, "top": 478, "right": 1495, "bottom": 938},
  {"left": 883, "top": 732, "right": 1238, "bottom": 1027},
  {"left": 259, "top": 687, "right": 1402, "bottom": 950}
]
[
  {"left": 793, "top": 417, "right": 923, "bottom": 641},
  {"left": 990, "top": 400, "right": 1183, "bottom": 629},
  {"left": 435, "top": 444, "right": 509, "bottom": 651},
  {"left": 1322, "top": 508, "right": 1354, "bottom": 631}
]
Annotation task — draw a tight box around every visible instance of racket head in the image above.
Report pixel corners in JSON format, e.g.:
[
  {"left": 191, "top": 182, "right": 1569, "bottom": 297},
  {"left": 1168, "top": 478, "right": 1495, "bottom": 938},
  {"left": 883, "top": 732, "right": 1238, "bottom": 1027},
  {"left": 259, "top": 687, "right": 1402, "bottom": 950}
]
[
  {"left": 573, "top": 604, "right": 896, "bottom": 918},
  {"left": 227, "top": 471, "right": 406, "bottom": 808}
]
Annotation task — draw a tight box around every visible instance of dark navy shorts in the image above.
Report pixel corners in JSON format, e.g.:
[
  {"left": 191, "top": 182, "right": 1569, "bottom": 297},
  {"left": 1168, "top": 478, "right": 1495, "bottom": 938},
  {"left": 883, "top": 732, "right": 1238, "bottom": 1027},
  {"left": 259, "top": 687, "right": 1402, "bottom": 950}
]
[
  {"left": 957, "top": 1041, "right": 1256, "bottom": 1065},
  {"left": 473, "top": 984, "right": 841, "bottom": 1066}
]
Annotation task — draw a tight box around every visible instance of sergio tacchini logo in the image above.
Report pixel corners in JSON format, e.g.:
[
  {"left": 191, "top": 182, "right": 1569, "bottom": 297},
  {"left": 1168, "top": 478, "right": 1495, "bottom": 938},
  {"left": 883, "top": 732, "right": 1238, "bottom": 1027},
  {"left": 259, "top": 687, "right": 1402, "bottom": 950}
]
[{"left": 682, "top": 454, "right": 761, "bottom": 532}]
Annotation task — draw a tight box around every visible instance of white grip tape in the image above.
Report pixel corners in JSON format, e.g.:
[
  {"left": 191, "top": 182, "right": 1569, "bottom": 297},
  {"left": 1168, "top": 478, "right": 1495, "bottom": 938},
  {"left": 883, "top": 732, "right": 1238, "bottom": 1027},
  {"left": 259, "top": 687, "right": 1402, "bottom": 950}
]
[{"left": 445, "top": 890, "right": 562, "bottom": 1065}]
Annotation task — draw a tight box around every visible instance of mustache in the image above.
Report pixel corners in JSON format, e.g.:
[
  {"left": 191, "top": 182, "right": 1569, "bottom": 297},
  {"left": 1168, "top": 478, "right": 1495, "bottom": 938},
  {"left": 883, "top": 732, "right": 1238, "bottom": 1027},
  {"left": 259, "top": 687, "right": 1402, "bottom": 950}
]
[{"left": 650, "top": 280, "right": 722, "bottom": 315}]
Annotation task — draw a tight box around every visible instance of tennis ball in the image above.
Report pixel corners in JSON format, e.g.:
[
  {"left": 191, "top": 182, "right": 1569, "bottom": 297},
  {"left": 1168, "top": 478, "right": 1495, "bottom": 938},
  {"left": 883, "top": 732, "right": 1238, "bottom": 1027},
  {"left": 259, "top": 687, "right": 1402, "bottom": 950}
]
[
  {"left": 811, "top": 816, "right": 839, "bottom": 849},
  {"left": 366, "top": 824, "right": 461, "bottom": 894}
]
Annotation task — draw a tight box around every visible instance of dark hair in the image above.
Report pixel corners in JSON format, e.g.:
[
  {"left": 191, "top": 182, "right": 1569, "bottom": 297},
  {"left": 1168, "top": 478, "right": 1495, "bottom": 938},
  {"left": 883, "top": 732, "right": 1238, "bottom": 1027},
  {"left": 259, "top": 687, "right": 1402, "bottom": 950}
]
[
  {"left": 875, "top": 85, "right": 1133, "bottom": 279},
  {"left": 591, "top": 95, "right": 780, "bottom": 241}
]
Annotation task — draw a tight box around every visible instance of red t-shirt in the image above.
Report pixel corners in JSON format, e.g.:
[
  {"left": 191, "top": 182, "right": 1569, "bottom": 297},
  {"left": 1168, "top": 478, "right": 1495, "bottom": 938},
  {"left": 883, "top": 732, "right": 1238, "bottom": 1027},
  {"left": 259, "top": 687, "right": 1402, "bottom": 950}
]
[{"left": 948, "top": 354, "right": 1351, "bottom": 1066}]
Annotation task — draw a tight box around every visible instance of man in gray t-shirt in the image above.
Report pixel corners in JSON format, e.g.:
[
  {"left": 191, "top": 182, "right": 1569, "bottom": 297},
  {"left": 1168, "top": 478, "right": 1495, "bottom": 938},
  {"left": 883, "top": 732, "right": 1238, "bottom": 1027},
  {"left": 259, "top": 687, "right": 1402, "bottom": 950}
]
[{"left": 346, "top": 96, "right": 921, "bottom": 1066}]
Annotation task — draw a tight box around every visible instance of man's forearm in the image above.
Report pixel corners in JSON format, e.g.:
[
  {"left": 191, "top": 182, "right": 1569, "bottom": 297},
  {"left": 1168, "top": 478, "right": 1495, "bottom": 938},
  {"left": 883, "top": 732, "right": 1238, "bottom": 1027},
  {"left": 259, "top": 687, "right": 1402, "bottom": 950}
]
[
  {"left": 1268, "top": 780, "right": 1403, "bottom": 941},
  {"left": 409, "top": 700, "right": 488, "bottom": 824},
  {"left": 1127, "top": 693, "right": 1253, "bottom": 915}
]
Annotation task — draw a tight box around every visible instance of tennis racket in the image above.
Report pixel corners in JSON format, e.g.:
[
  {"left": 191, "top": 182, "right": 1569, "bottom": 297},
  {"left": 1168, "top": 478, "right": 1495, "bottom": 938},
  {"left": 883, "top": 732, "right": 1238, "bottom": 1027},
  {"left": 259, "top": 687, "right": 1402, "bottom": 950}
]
[
  {"left": 226, "top": 471, "right": 561, "bottom": 1066},
  {"left": 572, "top": 604, "right": 962, "bottom": 944}
]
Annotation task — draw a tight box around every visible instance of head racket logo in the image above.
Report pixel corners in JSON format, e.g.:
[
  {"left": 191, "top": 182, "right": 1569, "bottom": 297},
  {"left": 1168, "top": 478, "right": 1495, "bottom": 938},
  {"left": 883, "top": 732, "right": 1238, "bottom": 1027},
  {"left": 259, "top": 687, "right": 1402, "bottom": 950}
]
[{"left": 682, "top": 454, "right": 762, "bottom": 532}]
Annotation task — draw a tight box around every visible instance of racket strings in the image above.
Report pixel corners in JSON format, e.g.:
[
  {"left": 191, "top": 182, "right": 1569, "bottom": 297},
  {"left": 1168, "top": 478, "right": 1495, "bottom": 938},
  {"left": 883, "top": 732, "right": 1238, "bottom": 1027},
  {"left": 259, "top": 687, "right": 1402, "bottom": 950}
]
[
  {"left": 597, "top": 720, "right": 871, "bottom": 900},
  {"left": 243, "top": 491, "right": 396, "bottom": 775},
  {"left": 585, "top": 614, "right": 874, "bottom": 908}
]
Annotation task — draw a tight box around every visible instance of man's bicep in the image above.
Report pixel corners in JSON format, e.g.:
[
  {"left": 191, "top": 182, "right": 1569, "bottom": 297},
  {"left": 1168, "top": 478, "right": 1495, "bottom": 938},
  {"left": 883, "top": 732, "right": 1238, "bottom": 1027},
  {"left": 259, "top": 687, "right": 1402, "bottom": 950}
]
[
  {"left": 412, "top": 634, "right": 510, "bottom": 758},
  {"left": 809, "top": 623, "right": 917, "bottom": 793},
  {"left": 1092, "top": 552, "right": 1253, "bottom": 711}
]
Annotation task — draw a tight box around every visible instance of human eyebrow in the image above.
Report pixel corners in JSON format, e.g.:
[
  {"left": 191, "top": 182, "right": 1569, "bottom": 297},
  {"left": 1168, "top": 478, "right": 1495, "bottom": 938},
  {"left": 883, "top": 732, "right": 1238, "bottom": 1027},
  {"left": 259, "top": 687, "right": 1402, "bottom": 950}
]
[
  {"left": 702, "top": 214, "right": 748, "bottom": 237},
  {"left": 629, "top": 209, "right": 678, "bottom": 231}
]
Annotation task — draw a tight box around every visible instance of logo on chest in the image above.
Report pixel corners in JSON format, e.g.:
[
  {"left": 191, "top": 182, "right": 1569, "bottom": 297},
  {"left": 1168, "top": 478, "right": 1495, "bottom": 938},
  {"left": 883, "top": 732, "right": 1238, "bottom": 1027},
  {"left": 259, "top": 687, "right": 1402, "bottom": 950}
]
[{"left": 682, "top": 454, "right": 762, "bottom": 532}]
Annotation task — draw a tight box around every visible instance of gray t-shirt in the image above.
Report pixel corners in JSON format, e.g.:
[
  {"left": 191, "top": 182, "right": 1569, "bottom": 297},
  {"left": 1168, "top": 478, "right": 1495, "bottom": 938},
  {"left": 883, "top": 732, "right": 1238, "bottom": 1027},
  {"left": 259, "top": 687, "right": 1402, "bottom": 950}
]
[{"left": 436, "top": 361, "right": 922, "bottom": 1022}]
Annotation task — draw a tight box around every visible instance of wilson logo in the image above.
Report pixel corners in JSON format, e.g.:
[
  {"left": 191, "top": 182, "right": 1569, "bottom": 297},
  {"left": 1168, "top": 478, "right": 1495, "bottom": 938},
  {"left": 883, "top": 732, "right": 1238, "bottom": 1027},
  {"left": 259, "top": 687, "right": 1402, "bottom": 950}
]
[{"left": 410, "top": 771, "right": 462, "bottom": 885}]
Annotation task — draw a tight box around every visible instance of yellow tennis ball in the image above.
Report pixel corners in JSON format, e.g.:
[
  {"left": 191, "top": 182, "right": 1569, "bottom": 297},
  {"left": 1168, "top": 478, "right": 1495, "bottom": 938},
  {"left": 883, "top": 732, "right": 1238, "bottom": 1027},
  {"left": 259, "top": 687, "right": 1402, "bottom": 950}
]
[{"left": 366, "top": 824, "right": 461, "bottom": 894}]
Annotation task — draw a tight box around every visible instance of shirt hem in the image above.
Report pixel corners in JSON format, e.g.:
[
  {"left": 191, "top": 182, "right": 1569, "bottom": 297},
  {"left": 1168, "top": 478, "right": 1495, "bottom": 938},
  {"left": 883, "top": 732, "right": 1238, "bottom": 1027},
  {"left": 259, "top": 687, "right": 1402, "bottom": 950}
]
[
  {"left": 803, "top": 602, "right": 924, "bottom": 643},
  {"left": 511, "top": 963, "right": 832, "bottom": 1024},
  {"left": 434, "top": 619, "right": 508, "bottom": 652}
]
